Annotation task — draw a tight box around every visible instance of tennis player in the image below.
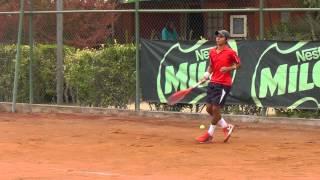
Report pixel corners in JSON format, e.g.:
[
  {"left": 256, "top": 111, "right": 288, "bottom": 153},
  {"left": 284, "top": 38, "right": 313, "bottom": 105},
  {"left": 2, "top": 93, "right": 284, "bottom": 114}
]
[{"left": 196, "top": 30, "right": 241, "bottom": 143}]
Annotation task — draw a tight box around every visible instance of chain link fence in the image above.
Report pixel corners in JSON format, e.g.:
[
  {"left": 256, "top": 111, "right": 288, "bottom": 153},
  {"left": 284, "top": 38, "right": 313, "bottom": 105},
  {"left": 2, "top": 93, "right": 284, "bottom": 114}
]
[
  {"left": 0, "top": 0, "right": 319, "bottom": 117},
  {"left": 0, "top": 1, "right": 135, "bottom": 107},
  {"left": 139, "top": 0, "right": 259, "bottom": 41},
  {"left": 265, "top": 14, "right": 320, "bottom": 41},
  {"left": 0, "top": 14, "right": 19, "bottom": 103}
]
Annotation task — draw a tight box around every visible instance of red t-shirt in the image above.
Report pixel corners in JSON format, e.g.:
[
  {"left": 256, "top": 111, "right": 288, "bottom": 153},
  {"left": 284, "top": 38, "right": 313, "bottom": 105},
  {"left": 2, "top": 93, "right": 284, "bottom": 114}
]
[{"left": 209, "top": 46, "right": 240, "bottom": 86}]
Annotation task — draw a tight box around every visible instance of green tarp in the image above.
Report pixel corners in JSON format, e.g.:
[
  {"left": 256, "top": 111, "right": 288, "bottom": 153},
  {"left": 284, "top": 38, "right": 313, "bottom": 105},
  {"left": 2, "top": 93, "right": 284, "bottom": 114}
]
[{"left": 141, "top": 39, "right": 320, "bottom": 109}]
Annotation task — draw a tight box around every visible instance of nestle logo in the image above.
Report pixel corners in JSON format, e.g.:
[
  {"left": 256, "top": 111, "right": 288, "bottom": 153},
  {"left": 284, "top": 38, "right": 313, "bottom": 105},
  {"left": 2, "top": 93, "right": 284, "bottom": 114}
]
[
  {"left": 296, "top": 47, "right": 320, "bottom": 63},
  {"left": 195, "top": 47, "right": 211, "bottom": 61}
]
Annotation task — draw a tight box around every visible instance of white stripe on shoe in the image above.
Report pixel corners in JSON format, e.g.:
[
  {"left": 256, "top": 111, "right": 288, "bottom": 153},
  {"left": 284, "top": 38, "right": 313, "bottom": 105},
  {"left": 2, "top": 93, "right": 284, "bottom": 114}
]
[{"left": 223, "top": 124, "right": 234, "bottom": 143}]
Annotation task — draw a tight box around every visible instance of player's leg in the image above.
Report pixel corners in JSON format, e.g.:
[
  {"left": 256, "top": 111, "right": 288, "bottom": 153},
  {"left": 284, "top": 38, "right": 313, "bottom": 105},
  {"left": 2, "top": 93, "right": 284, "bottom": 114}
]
[
  {"left": 210, "top": 104, "right": 233, "bottom": 142},
  {"left": 196, "top": 84, "right": 234, "bottom": 143},
  {"left": 196, "top": 83, "right": 215, "bottom": 143},
  {"left": 195, "top": 103, "right": 214, "bottom": 143},
  {"left": 214, "top": 85, "right": 234, "bottom": 143},
  {"left": 206, "top": 103, "right": 213, "bottom": 116},
  {"left": 210, "top": 104, "right": 221, "bottom": 125},
  {"left": 196, "top": 104, "right": 221, "bottom": 143},
  {"left": 196, "top": 83, "right": 219, "bottom": 143}
]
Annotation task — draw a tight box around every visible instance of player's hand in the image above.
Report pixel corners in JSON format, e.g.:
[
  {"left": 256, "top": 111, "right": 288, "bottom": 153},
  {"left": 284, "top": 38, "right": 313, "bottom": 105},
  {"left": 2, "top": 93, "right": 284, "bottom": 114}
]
[
  {"left": 221, "top": 64, "right": 237, "bottom": 73},
  {"left": 199, "top": 77, "right": 207, "bottom": 84},
  {"left": 220, "top": 66, "right": 230, "bottom": 73}
]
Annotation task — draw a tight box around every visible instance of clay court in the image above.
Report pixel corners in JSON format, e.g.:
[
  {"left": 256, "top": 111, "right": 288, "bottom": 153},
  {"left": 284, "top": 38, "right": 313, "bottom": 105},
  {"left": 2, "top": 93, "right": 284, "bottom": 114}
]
[{"left": 0, "top": 112, "right": 319, "bottom": 180}]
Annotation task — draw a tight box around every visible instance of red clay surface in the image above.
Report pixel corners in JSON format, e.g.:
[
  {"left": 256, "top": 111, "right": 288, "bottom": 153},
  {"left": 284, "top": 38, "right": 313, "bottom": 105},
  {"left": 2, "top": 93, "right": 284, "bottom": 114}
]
[{"left": 0, "top": 112, "right": 319, "bottom": 180}]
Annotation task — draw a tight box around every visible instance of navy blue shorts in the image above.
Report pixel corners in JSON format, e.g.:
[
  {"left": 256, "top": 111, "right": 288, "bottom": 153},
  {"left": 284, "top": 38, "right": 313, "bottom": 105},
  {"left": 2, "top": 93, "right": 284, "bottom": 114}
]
[{"left": 206, "top": 83, "right": 231, "bottom": 106}]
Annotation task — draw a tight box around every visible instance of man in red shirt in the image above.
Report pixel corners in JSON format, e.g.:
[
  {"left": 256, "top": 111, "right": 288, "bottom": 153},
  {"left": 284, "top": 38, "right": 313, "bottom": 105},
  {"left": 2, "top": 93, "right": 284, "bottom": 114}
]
[{"left": 196, "top": 30, "right": 241, "bottom": 143}]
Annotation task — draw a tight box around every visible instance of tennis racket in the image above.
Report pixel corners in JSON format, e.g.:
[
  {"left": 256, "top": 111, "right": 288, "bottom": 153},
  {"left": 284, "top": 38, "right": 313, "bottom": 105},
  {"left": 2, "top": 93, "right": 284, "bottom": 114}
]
[{"left": 167, "top": 80, "right": 206, "bottom": 105}]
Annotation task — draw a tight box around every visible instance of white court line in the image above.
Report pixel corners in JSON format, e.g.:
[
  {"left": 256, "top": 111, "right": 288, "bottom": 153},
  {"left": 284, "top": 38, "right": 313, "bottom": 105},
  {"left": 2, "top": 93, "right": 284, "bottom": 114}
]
[
  {"left": 49, "top": 168, "right": 122, "bottom": 177},
  {"left": 73, "top": 170, "right": 121, "bottom": 176}
]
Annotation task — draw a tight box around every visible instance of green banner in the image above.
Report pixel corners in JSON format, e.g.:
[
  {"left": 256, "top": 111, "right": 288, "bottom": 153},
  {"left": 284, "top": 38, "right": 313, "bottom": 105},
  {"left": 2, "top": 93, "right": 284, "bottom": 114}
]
[{"left": 141, "top": 39, "right": 320, "bottom": 109}]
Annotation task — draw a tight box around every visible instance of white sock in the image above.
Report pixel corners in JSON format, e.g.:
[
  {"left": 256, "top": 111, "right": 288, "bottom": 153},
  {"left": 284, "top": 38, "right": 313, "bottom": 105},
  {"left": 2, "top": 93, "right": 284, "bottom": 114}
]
[
  {"left": 208, "top": 124, "right": 216, "bottom": 136},
  {"left": 218, "top": 118, "right": 228, "bottom": 128}
]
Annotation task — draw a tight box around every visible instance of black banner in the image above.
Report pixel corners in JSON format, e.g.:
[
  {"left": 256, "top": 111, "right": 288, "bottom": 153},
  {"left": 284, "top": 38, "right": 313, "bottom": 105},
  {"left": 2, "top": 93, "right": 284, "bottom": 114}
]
[{"left": 141, "top": 39, "right": 320, "bottom": 109}]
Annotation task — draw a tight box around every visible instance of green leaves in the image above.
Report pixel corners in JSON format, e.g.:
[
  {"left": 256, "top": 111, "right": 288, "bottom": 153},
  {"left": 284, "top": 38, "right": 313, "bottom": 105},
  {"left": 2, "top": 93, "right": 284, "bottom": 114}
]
[
  {"left": 64, "top": 44, "right": 136, "bottom": 108},
  {"left": 0, "top": 43, "right": 136, "bottom": 108},
  {"left": 301, "top": 0, "right": 320, "bottom": 7}
]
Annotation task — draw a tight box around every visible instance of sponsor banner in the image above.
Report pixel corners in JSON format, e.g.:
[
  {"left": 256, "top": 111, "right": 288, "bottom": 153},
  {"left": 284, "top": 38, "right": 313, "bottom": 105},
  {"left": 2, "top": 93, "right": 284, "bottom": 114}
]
[{"left": 141, "top": 39, "right": 320, "bottom": 109}]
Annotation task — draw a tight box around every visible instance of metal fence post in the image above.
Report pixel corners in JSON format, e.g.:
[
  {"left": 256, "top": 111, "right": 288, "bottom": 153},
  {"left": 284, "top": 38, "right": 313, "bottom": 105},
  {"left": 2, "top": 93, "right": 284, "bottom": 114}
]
[
  {"left": 29, "top": 0, "right": 34, "bottom": 104},
  {"left": 135, "top": 1, "right": 140, "bottom": 111},
  {"left": 259, "top": 0, "right": 264, "bottom": 40},
  {"left": 56, "top": 0, "right": 64, "bottom": 105},
  {"left": 12, "top": 0, "right": 25, "bottom": 112},
  {"left": 259, "top": 0, "right": 268, "bottom": 116}
]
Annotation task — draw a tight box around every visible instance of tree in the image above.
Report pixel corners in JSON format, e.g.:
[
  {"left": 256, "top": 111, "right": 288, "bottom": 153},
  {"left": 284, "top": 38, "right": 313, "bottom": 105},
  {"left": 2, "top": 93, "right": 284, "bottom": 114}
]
[
  {"left": 63, "top": 0, "right": 119, "bottom": 48},
  {"left": 0, "top": 0, "right": 120, "bottom": 48},
  {"left": 0, "top": 0, "right": 19, "bottom": 43},
  {"left": 299, "top": 0, "right": 320, "bottom": 40}
]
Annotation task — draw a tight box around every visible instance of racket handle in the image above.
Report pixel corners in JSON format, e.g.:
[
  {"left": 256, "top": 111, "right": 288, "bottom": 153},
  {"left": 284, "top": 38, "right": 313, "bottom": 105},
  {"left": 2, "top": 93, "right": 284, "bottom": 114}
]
[{"left": 192, "top": 80, "right": 206, "bottom": 88}]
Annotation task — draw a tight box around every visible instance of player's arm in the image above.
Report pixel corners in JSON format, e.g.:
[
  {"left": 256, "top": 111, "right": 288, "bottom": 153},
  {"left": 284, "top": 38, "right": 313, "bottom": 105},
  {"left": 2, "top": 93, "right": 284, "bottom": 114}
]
[
  {"left": 199, "top": 60, "right": 212, "bottom": 83},
  {"left": 220, "top": 62, "right": 240, "bottom": 73},
  {"left": 231, "top": 51, "right": 241, "bottom": 70},
  {"left": 223, "top": 62, "right": 240, "bottom": 71},
  {"left": 221, "top": 51, "right": 241, "bottom": 73},
  {"left": 205, "top": 64, "right": 213, "bottom": 76},
  {"left": 231, "top": 62, "right": 241, "bottom": 71}
]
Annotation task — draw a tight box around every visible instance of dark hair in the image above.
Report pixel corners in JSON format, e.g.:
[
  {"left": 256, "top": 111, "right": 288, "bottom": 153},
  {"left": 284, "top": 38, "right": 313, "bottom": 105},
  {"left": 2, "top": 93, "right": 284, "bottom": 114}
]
[{"left": 165, "top": 21, "right": 175, "bottom": 32}]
